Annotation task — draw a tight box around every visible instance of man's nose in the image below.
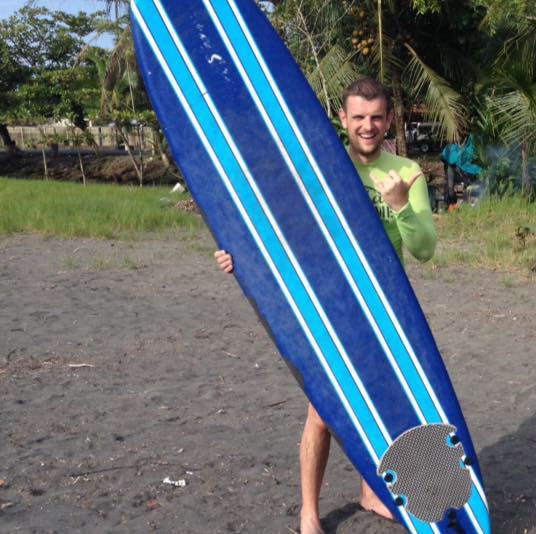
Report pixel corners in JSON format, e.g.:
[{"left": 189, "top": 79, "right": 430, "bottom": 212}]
[{"left": 362, "top": 117, "right": 373, "bottom": 130}]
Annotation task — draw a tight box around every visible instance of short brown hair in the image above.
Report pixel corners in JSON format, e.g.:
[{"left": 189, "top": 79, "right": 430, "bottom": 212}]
[{"left": 342, "top": 77, "right": 393, "bottom": 114}]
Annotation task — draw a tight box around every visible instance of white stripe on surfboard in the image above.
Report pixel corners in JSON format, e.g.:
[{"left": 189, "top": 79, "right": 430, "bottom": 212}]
[
  {"left": 136, "top": 4, "right": 430, "bottom": 532},
  {"left": 205, "top": 5, "right": 490, "bottom": 518},
  {"left": 464, "top": 504, "right": 485, "bottom": 534},
  {"left": 223, "top": 0, "right": 450, "bottom": 425},
  {"left": 132, "top": 0, "right": 388, "bottom": 466},
  {"left": 465, "top": 460, "right": 489, "bottom": 510},
  {"left": 217, "top": 9, "right": 489, "bottom": 527},
  {"left": 151, "top": 0, "right": 392, "bottom": 449},
  {"left": 134, "top": 3, "right": 486, "bottom": 531},
  {"left": 218, "top": 3, "right": 488, "bottom": 530},
  {"left": 471, "top": 468, "right": 489, "bottom": 510},
  {"left": 201, "top": 0, "right": 430, "bottom": 426}
]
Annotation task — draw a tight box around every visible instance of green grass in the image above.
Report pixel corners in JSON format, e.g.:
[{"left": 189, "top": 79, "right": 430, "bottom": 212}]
[
  {"left": 2, "top": 178, "right": 536, "bottom": 275},
  {"left": 0, "top": 177, "right": 204, "bottom": 239},
  {"left": 427, "top": 195, "right": 536, "bottom": 275}
]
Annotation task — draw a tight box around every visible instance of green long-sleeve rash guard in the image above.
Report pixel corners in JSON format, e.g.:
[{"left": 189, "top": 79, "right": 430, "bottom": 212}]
[{"left": 353, "top": 151, "right": 437, "bottom": 263}]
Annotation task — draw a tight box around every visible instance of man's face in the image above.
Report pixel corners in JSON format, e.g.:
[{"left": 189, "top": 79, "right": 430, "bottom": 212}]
[{"left": 339, "top": 95, "right": 393, "bottom": 163}]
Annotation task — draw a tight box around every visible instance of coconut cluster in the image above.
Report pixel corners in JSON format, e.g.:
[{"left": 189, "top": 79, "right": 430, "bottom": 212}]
[{"left": 346, "top": 3, "right": 374, "bottom": 57}]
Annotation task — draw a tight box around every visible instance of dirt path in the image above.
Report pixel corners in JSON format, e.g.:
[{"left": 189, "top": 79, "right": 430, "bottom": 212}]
[{"left": 1, "top": 234, "right": 535, "bottom": 533}]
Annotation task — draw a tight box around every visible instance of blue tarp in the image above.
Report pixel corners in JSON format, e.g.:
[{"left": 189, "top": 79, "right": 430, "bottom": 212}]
[{"left": 441, "top": 135, "right": 482, "bottom": 176}]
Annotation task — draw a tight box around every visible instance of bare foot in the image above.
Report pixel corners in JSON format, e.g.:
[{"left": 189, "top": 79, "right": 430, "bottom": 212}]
[
  {"left": 359, "top": 479, "right": 395, "bottom": 521},
  {"left": 300, "top": 514, "right": 325, "bottom": 534},
  {"left": 359, "top": 496, "right": 395, "bottom": 521}
]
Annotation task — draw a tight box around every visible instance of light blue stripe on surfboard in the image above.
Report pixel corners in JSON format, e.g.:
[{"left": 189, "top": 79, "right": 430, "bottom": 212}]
[
  {"left": 133, "top": 0, "right": 391, "bottom": 459},
  {"left": 206, "top": 3, "right": 490, "bottom": 531},
  {"left": 195, "top": 0, "right": 485, "bottom": 532},
  {"left": 205, "top": 0, "right": 443, "bottom": 426},
  {"left": 133, "top": 3, "right": 429, "bottom": 532},
  {"left": 197, "top": 2, "right": 489, "bottom": 532},
  {"left": 134, "top": 3, "right": 432, "bottom": 531},
  {"left": 465, "top": 483, "right": 490, "bottom": 534},
  {"left": 133, "top": 2, "right": 487, "bottom": 532}
]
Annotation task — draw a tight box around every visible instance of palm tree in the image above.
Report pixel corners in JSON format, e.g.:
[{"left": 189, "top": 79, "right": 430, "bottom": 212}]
[
  {"left": 100, "top": 0, "right": 129, "bottom": 20},
  {"left": 365, "top": 0, "right": 477, "bottom": 154},
  {"left": 484, "top": 12, "right": 536, "bottom": 195},
  {"left": 83, "top": 1, "right": 153, "bottom": 184},
  {"left": 273, "top": 0, "right": 479, "bottom": 155},
  {"left": 89, "top": 1, "right": 135, "bottom": 112},
  {"left": 271, "top": 0, "right": 362, "bottom": 118},
  {"left": 466, "top": 2, "right": 536, "bottom": 195}
]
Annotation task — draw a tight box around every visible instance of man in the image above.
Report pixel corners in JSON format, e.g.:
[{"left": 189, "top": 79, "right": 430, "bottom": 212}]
[{"left": 215, "top": 77, "right": 436, "bottom": 534}]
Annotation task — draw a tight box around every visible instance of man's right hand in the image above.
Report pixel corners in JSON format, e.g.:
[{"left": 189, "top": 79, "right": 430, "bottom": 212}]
[{"left": 214, "top": 250, "right": 234, "bottom": 273}]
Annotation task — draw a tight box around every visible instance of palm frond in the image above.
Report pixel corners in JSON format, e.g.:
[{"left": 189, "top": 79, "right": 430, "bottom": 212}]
[
  {"left": 487, "top": 90, "right": 536, "bottom": 152},
  {"left": 103, "top": 25, "right": 134, "bottom": 92},
  {"left": 271, "top": 0, "right": 349, "bottom": 71},
  {"left": 404, "top": 43, "right": 467, "bottom": 143},
  {"left": 312, "top": 0, "right": 348, "bottom": 42},
  {"left": 78, "top": 46, "right": 108, "bottom": 81},
  {"left": 368, "top": 32, "right": 404, "bottom": 86},
  {"left": 307, "top": 44, "right": 362, "bottom": 114},
  {"left": 501, "top": 23, "right": 536, "bottom": 81},
  {"left": 101, "top": 0, "right": 129, "bottom": 18}
]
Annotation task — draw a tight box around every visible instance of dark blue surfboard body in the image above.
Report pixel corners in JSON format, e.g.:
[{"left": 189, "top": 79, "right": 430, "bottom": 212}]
[{"left": 131, "top": 1, "right": 491, "bottom": 532}]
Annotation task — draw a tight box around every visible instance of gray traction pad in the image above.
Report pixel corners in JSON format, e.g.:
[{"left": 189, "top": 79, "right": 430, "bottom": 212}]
[{"left": 378, "top": 424, "right": 472, "bottom": 523}]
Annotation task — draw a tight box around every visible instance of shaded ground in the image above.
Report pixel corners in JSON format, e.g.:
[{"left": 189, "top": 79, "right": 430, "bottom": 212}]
[
  {"left": 0, "top": 151, "right": 181, "bottom": 186},
  {"left": 1, "top": 233, "right": 535, "bottom": 533}
]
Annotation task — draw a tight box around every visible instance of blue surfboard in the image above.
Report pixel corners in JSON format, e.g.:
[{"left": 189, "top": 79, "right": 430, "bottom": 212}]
[{"left": 131, "top": 1, "right": 491, "bottom": 532}]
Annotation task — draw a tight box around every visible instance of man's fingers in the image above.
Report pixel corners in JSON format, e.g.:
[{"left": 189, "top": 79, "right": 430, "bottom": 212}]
[
  {"left": 218, "top": 257, "right": 232, "bottom": 268},
  {"left": 214, "top": 249, "right": 234, "bottom": 273},
  {"left": 220, "top": 260, "right": 233, "bottom": 273},
  {"left": 214, "top": 249, "right": 231, "bottom": 264},
  {"left": 369, "top": 172, "right": 382, "bottom": 188},
  {"left": 385, "top": 170, "right": 422, "bottom": 189},
  {"left": 220, "top": 259, "right": 234, "bottom": 273},
  {"left": 388, "top": 170, "right": 403, "bottom": 183}
]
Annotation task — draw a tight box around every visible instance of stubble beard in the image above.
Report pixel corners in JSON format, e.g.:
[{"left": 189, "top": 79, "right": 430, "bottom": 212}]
[{"left": 349, "top": 135, "right": 382, "bottom": 163}]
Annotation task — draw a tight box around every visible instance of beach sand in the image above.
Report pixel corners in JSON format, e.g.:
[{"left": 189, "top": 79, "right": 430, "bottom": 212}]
[{"left": 1, "top": 233, "right": 535, "bottom": 533}]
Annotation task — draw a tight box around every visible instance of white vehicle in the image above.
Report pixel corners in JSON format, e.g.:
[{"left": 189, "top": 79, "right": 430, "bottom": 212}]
[{"left": 405, "top": 122, "right": 441, "bottom": 153}]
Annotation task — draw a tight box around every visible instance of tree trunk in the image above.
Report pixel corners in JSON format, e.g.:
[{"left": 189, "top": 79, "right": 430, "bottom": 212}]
[
  {"left": 41, "top": 147, "right": 49, "bottom": 180},
  {"left": 135, "top": 124, "right": 145, "bottom": 187},
  {"left": 115, "top": 123, "right": 144, "bottom": 186},
  {"left": 78, "top": 147, "right": 87, "bottom": 187},
  {"left": 154, "top": 130, "right": 171, "bottom": 166},
  {"left": 521, "top": 139, "right": 532, "bottom": 196},
  {"left": 0, "top": 124, "right": 18, "bottom": 155},
  {"left": 391, "top": 73, "right": 407, "bottom": 157}
]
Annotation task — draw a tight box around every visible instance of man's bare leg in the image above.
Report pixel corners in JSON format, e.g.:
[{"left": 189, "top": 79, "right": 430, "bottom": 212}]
[
  {"left": 359, "top": 478, "right": 394, "bottom": 520},
  {"left": 300, "top": 403, "right": 330, "bottom": 534}
]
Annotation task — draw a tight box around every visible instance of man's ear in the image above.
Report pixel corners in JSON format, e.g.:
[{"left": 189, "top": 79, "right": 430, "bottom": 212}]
[{"left": 338, "top": 107, "right": 347, "bottom": 128}]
